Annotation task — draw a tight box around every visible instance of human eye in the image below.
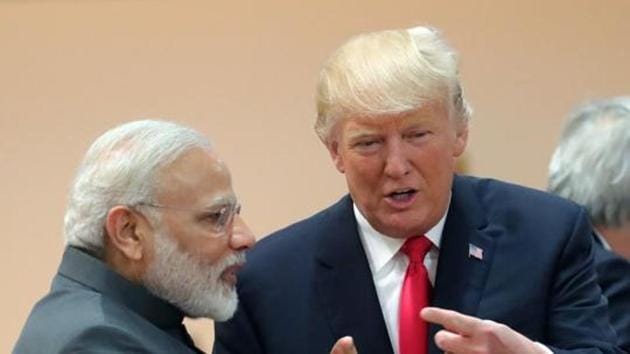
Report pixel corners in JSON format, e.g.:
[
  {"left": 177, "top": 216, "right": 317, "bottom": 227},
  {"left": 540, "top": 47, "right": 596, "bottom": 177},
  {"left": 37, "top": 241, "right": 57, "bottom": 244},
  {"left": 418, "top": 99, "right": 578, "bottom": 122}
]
[
  {"left": 199, "top": 207, "right": 228, "bottom": 228},
  {"left": 357, "top": 140, "right": 378, "bottom": 147},
  {"left": 405, "top": 130, "right": 430, "bottom": 142},
  {"left": 351, "top": 137, "right": 381, "bottom": 152}
]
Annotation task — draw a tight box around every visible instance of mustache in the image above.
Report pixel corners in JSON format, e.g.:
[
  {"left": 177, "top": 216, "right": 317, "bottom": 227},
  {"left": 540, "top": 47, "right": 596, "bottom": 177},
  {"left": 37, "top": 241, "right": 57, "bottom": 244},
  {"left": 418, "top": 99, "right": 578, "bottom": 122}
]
[{"left": 215, "top": 251, "right": 246, "bottom": 271}]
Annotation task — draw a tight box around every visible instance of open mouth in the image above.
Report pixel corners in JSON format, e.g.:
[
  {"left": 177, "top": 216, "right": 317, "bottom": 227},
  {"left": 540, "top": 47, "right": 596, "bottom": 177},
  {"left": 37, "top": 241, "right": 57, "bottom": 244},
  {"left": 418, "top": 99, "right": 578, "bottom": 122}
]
[
  {"left": 387, "top": 188, "right": 417, "bottom": 202},
  {"left": 221, "top": 263, "right": 244, "bottom": 287}
]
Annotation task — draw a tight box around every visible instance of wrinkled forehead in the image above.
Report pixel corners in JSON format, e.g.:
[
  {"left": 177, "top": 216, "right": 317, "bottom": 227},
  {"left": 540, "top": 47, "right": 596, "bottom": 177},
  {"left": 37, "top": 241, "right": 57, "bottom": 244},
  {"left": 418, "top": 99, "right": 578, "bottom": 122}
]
[{"left": 155, "top": 148, "right": 235, "bottom": 206}]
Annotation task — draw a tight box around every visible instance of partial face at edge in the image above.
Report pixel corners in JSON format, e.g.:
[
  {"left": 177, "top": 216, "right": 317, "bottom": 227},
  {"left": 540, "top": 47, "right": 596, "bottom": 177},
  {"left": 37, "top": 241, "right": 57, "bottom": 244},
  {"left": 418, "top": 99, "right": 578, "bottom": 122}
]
[{"left": 327, "top": 101, "right": 467, "bottom": 238}]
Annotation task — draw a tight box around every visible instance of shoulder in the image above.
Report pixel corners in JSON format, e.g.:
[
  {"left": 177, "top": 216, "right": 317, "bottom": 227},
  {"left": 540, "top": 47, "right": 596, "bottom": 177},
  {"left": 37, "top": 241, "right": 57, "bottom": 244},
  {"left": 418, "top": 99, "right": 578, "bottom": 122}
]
[
  {"left": 451, "top": 175, "right": 593, "bottom": 258},
  {"left": 458, "top": 175, "right": 575, "bottom": 206},
  {"left": 250, "top": 195, "right": 352, "bottom": 257},
  {"left": 456, "top": 175, "right": 586, "bottom": 223},
  {"left": 237, "top": 196, "right": 353, "bottom": 288},
  {"left": 14, "top": 281, "right": 120, "bottom": 352},
  {"left": 15, "top": 278, "right": 155, "bottom": 353}
]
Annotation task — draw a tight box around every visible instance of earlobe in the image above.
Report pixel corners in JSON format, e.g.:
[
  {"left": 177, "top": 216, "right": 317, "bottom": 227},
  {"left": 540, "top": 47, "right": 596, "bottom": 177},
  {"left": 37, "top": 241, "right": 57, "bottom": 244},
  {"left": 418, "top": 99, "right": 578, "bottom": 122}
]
[
  {"left": 327, "top": 141, "right": 346, "bottom": 174},
  {"left": 453, "top": 125, "right": 469, "bottom": 157},
  {"left": 105, "top": 206, "right": 145, "bottom": 261}
]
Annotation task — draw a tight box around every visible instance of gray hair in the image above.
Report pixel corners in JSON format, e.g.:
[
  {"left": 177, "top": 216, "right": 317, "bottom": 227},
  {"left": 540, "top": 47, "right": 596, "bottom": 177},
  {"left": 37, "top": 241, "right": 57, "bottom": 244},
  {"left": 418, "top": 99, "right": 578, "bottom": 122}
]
[
  {"left": 548, "top": 97, "right": 630, "bottom": 227},
  {"left": 315, "top": 25, "right": 472, "bottom": 143},
  {"left": 63, "top": 120, "right": 212, "bottom": 256}
]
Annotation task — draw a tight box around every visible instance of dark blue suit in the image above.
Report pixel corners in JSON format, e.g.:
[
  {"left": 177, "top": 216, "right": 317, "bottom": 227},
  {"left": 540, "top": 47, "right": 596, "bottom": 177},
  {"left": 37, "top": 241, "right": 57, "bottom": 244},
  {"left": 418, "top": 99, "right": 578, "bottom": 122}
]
[
  {"left": 214, "top": 176, "right": 618, "bottom": 353},
  {"left": 593, "top": 241, "right": 630, "bottom": 352}
]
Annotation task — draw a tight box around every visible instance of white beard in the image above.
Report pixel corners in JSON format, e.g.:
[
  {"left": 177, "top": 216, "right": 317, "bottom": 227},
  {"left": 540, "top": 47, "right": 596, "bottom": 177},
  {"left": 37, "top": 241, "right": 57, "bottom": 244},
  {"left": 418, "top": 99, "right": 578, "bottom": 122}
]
[{"left": 142, "top": 228, "right": 244, "bottom": 321}]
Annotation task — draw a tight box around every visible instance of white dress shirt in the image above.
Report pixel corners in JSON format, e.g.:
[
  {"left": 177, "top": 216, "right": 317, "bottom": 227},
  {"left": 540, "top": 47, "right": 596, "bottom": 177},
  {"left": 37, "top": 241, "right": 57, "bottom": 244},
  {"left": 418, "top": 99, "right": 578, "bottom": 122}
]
[
  {"left": 354, "top": 203, "right": 446, "bottom": 354},
  {"left": 354, "top": 202, "right": 552, "bottom": 354}
]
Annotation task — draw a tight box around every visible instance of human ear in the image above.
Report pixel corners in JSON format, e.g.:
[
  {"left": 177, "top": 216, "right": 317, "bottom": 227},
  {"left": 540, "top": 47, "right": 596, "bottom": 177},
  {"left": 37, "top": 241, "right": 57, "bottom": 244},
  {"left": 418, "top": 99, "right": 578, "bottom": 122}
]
[
  {"left": 104, "top": 206, "right": 146, "bottom": 261},
  {"left": 327, "top": 140, "right": 346, "bottom": 174},
  {"left": 453, "top": 123, "right": 469, "bottom": 157}
]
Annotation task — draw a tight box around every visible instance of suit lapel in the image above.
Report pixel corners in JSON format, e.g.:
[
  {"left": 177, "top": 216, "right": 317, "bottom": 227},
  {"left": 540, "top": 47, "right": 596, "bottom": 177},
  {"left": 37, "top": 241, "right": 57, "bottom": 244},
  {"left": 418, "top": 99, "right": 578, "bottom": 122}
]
[
  {"left": 428, "top": 176, "right": 498, "bottom": 354},
  {"left": 314, "top": 196, "right": 394, "bottom": 354}
]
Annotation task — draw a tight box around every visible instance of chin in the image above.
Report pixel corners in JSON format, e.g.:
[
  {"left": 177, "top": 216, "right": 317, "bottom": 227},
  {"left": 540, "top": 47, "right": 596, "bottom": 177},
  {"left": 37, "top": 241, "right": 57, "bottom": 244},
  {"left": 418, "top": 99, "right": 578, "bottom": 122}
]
[
  {"left": 380, "top": 215, "right": 426, "bottom": 237},
  {"left": 375, "top": 224, "right": 414, "bottom": 238},
  {"left": 205, "top": 288, "right": 239, "bottom": 322}
]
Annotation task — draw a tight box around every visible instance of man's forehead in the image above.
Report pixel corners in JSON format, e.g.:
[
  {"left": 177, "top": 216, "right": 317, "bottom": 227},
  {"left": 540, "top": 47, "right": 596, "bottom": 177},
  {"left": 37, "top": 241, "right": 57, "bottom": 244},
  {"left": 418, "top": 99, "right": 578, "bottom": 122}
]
[
  {"left": 345, "top": 108, "right": 446, "bottom": 130},
  {"left": 156, "top": 148, "right": 233, "bottom": 204},
  {"left": 161, "top": 148, "right": 225, "bottom": 176}
]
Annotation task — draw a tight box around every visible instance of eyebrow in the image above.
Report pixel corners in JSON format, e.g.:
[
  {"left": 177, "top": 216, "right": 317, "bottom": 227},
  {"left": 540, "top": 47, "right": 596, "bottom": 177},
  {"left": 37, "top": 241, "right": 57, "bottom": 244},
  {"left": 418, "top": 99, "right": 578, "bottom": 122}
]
[
  {"left": 200, "top": 195, "right": 237, "bottom": 211},
  {"left": 346, "top": 129, "right": 379, "bottom": 141}
]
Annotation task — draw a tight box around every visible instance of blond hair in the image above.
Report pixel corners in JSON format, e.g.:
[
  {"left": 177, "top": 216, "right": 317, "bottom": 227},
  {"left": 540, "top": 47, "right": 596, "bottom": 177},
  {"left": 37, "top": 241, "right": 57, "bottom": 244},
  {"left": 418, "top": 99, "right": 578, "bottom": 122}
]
[{"left": 315, "top": 26, "right": 471, "bottom": 143}]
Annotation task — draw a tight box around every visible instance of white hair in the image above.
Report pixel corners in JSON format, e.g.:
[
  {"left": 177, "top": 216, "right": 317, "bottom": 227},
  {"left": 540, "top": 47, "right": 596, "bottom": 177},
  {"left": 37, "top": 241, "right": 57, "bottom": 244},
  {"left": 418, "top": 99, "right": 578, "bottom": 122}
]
[
  {"left": 63, "top": 120, "right": 212, "bottom": 255},
  {"left": 315, "top": 25, "right": 472, "bottom": 143},
  {"left": 548, "top": 97, "right": 630, "bottom": 227}
]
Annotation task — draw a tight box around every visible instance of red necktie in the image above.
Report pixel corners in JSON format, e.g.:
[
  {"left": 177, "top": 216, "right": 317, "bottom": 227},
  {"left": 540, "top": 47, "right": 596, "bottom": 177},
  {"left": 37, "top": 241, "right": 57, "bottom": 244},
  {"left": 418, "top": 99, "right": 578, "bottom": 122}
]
[{"left": 399, "top": 236, "right": 432, "bottom": 354}]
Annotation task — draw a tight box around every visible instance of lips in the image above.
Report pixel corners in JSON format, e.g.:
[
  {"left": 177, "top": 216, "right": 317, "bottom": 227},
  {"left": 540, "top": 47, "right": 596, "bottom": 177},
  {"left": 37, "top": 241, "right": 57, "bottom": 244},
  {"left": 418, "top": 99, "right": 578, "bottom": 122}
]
[
  {"left": 384, "top": 187, "right": 418, "bottom": 208},
  {"left": 388, "top": 188, "right": 416, "bottom": 199}
]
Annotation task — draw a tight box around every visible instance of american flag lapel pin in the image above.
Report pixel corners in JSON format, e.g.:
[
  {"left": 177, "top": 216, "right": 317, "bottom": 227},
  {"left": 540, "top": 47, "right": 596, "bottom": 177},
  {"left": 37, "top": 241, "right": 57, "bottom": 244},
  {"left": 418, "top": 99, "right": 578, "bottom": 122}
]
[{"left": 468, "top": 243, "right": 484, "bottom": 260}]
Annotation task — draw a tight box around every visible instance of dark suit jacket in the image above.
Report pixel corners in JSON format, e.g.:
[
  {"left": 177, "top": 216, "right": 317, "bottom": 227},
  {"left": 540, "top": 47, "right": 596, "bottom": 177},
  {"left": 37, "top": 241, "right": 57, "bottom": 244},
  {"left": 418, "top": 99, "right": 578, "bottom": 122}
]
[
  {"left": 14, "top": 247, "right": 202, "bottom": 354},
  {"left": 593, "top": 241, "right": 630, "bottom": 352},
  {"left": 214, "top": 176, "right": 618, "bottom": 354}
]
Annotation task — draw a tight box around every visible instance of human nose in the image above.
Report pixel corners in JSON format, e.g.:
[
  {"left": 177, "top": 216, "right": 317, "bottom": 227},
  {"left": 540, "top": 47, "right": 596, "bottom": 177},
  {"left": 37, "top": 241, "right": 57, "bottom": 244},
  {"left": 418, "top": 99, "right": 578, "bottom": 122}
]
[
  {"left": 229, "top": 215, "right": 256, "bottom": 251},
  {"left": 383, "top": 138, "right": 410, "bottom": 178}
]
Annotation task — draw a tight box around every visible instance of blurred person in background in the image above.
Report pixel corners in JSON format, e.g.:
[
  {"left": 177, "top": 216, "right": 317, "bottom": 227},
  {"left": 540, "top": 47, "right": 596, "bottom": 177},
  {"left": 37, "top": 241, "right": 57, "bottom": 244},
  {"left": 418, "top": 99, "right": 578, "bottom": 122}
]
[{"left": 549, "top": 97, "right": 630, "bottom": 351}]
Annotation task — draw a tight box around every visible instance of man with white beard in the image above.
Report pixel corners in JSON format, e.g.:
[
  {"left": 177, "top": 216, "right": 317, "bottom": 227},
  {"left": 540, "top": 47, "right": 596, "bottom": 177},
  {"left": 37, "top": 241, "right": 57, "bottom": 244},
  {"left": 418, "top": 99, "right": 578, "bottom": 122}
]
[
  {"left": 14, "top": 120, "right": 255, "bottom": 353},
  {"left": 14, "top": 120, "right": 359, "bottom": 354}
]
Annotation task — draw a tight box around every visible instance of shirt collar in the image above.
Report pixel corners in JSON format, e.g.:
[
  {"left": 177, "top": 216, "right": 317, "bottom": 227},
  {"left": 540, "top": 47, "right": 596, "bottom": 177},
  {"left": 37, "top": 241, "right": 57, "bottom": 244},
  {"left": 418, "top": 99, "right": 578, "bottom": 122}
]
[
  {"left": 355, "top": 197, "right": 449, "bottom": 274},
  {"left": 593, "top": 229, "right": 612, "bottom": 250}
]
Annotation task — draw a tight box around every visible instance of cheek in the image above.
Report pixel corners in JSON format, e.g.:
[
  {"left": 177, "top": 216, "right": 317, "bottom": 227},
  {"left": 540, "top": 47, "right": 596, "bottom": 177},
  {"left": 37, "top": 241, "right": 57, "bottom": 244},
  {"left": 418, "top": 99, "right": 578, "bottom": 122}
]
[
  {"left": 194, "top": 241, "right": 231, "bottom": 265},
  {"left": 421, "top": 142, "right": 456, "bottom": 164},
  {"left": 346, "top": 154, "right": 382, "bottom": 176},
  {"left": 165, "top": 221, "right": 222, "bottom": 261},
  {"left": 141, "top": 235, "right": 157, "bottom": 270},
  {"left": 181, "top": 226, "right": 230, "bottom": 263},
  {"left": 345, "top": 161, "right": 380, "bottom": 189},
  {"left": 344, "top": 164, "right": 384, "bottom": 208}
]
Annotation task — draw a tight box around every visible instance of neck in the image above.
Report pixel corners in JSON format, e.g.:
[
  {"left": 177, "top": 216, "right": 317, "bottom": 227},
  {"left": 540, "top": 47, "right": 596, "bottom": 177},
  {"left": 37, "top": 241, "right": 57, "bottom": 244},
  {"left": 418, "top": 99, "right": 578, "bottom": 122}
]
[{"left": 596, "top": 224, "right": 630, "bottom": 259}]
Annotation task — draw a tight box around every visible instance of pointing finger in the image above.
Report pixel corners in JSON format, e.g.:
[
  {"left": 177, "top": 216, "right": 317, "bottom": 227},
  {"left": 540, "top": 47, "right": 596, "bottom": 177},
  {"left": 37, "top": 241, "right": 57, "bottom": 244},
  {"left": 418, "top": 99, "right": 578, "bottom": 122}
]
[
  {"left": 421, "top": 307, "right": 481, "bottom": 336},
  {"left": 330, "top": 336, "right": 358, "bottom": 354}
]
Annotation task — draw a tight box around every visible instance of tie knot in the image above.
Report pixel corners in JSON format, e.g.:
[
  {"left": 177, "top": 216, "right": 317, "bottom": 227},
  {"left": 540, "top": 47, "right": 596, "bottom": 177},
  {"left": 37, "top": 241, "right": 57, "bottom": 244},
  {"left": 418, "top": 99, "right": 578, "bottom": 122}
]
[{"left": 401, "top": 236, "right": 432, "bottom": 263}]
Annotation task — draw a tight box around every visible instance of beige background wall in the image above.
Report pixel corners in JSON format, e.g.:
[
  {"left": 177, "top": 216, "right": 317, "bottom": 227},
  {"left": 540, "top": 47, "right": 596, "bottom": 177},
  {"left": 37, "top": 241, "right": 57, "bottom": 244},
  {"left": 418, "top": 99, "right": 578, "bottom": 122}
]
[{"left": 2, "top": 0, "right": 629, "bottom": 351}]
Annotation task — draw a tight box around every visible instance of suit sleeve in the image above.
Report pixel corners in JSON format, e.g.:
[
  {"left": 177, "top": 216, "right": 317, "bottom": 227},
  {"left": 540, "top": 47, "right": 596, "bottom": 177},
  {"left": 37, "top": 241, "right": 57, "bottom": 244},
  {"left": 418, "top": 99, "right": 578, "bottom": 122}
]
[
  {"left": 545, "top": 209, "right": 620, "bottom": 354},
  {"left": 213, "top": 297, "right": 264, "bottom": 354}
]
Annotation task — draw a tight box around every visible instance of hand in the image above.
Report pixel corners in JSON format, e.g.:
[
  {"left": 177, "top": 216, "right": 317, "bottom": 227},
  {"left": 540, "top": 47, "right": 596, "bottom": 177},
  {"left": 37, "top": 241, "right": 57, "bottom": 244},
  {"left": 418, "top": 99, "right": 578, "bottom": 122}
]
[
  {"left": 421, "top": 307, "right": 548, "bottom": 354},
  {"left": 330, "top": 336, "right": 358, "bottom": 354}
]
